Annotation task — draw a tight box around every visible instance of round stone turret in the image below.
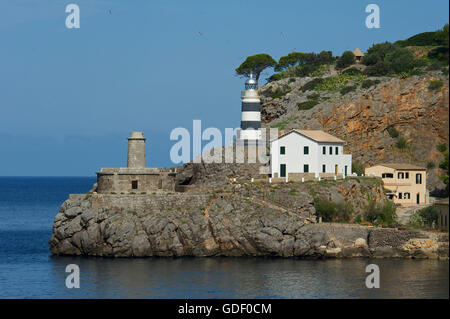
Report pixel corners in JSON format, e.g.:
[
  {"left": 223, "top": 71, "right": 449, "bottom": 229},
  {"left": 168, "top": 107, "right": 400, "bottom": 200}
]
[{"left": 127, "top": 132, "right": 146, "bottom": 168}]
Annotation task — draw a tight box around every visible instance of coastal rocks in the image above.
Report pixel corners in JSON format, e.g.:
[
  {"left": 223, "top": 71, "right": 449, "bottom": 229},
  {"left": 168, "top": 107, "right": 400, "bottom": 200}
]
[
  {"left": 354, "top": 238, "right": 368, "bottom": 248},
  {"left": 49, "top": 193, "right": 449, "bottom": 259}
]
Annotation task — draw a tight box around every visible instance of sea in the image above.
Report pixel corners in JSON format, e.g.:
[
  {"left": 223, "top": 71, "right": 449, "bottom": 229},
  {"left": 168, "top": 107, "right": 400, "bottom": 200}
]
[{"left": 0, "top": 177, "right": 448, "bottom": 299}]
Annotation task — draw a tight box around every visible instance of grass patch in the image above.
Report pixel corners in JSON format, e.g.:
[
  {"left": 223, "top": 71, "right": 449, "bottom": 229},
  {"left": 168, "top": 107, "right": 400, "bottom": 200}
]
[
  {"left": 428, "top": 80, "right": 443, "bottom": 90},
  {"left": 395, "top": 136, "right": 409, "bottom": 150},
  {"left": 301, "top": 78, "right": 324, "bottom": 92},
  {"left": 340, "top": 85, "right": 357, "bottom": 95},
  {"left": 361, "top": 79, "right": 381, "bottom": 89},
  {"left": 386, "top": 126, "right": 400, "bottom": 138},
  {"left": 297, "top": 100, "right": 319, "bottom": 110}
]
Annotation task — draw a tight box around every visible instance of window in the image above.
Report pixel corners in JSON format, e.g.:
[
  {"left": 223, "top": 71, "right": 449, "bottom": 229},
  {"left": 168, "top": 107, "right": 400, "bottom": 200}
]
[
  {"left": 398, "top": 193, "right": 402, "bottom": 199},
  {"left": 416, "top": 173, "right": 422, "bottom": 184},
  {"left": 131, "top": 180, "right": 138, "bottom": 190},
  {"left": 322, "top": 165, "right": 326, "bottom": 173},
  {"left": 304, "top": 146, "right": 309, "bottom": 154},
  {"left": 322, "top": 146, "right": 326, "bottom": 155},
  {"left": 280, "top": 146, "right": 285, "bottom": 155},
  {"left": 335, "top": 147, "right": 339, "bottom": 155},
  {"left": 404, "top": 193, "right": 410, "bottom": 199},
  {"left": 280, "top": 164, "right": 286, "bottom": 177},
  {"left": 398, "top": 172, "right": 404, "bottom": 179},
  {"left": 304, "top": 164, "right": 309, "bottom": 173},
  {"left": 406, "top": 172, "right": 409, "bottom": 179},
  {"left": 329, "top": 146, "right": 333, "bottom": 155},
  {"left": 382, "top": 173, "right": 393, "bottom": 178}
]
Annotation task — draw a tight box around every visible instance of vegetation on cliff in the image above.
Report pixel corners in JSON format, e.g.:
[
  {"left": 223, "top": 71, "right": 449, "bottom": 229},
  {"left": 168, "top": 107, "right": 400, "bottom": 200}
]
[{"left": 235, "top": 24, "right": 449, "bottom": 84}]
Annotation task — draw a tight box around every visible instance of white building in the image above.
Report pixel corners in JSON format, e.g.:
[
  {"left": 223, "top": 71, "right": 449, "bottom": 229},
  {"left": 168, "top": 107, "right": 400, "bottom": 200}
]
[{"left": 270, "top": 129, "right": 352, "bottom": 179}]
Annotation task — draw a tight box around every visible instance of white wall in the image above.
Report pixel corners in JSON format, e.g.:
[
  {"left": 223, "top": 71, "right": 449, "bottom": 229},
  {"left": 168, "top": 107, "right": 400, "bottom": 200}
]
[{"left": 270, "top": 132, "right": 352, "bottom": 177}]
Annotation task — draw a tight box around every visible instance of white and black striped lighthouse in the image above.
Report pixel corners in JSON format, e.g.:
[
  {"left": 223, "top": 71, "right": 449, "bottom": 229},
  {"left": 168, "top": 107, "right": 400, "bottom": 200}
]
[{"left": 237, "top": 72, "right": 262, "bottom": 144}]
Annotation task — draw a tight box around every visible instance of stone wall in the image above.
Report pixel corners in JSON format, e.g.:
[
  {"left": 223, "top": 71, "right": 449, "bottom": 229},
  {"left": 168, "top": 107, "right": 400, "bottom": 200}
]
[{"left": 96, "top": 168, "right": 176, "bottom": 194}]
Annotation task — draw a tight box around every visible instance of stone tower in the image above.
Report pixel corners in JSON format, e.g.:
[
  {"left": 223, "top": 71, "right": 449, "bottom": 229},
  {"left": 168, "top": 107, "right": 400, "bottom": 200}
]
[{"left": 127, "top": 132, "right": 146, "bottom": 168}]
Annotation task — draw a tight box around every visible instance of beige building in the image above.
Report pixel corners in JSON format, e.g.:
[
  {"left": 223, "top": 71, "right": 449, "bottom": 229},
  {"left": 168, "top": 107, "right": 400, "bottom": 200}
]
[
  {"left": 353, "top": 48, "right": 364, "bottom": 62},
  {"left": 434, "top": 198, "right": 449, "bottom": 232},
  {"left": 365, "top": 163, "right": 427, "bottom": 206}
]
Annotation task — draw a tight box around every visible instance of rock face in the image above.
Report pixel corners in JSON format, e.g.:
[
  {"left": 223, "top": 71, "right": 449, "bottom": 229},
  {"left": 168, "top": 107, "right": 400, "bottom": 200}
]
[
  {"left": 260, "top": 71, "right": 449, "bottom": 193},
  {"left": 49, "top": 179, "right": 449, "bottom": 259}
]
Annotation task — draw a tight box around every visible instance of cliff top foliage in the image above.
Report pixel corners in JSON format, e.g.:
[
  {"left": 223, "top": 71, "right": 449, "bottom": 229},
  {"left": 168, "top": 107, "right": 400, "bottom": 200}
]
[{"left": 235, "top": 24, "right": 449, "bottom": 85}]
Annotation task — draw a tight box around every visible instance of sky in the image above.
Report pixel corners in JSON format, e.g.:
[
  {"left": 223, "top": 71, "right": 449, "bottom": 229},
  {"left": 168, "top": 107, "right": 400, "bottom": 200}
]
[{"left": 0, "top": 0, "right": 448, "bottom": 176}]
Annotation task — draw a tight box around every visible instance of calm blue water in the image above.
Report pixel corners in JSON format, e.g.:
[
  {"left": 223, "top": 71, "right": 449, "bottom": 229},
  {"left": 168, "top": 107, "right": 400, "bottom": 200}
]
[{"left": 0, "top": 177, "right": 448, "bottom": 299}]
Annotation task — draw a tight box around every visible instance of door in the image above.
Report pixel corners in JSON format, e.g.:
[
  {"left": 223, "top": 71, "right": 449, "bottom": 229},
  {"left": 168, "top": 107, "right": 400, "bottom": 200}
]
[
  {"left": 280, "top": 164, "right": 286, "bottom": 178},
  {"left": 335, "top": 164, "right": 338, "bottom": 174},
  {"left": 344, "top": 166, "right": 348, "bottom": 176},
  {"left": 416, "top": 193, "right": 420, "bottom": 204}
]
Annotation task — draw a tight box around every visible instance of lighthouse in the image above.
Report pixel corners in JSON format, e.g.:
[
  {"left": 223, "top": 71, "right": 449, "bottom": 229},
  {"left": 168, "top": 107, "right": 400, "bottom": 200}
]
[{"left": 237, "top": 72, "right": 262, "bottom": 144}]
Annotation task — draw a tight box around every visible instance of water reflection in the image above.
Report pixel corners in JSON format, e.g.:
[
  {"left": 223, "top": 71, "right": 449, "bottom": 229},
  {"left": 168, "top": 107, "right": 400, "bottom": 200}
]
[{"left": 47, "top": 257, "right": 449, "bottom": 299}]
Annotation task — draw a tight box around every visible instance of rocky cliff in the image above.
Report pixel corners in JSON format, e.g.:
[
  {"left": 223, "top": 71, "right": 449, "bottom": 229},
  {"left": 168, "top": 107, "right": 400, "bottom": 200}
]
[
  {"left": 49, "top": 179, "right": 448, "bottom": 259},
  {"left": 260, "top": 70, "right": 449, "bottom": 193}
]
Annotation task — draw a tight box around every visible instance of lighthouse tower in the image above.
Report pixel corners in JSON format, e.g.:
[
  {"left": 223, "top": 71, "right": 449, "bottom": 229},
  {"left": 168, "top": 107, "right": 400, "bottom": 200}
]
[{"left": 237, "top": 72, "right": 262, "bottom": 144}]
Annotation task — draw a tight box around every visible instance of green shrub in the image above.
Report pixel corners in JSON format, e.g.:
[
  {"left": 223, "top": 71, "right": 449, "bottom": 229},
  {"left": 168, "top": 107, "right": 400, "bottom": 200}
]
[
  {"left": 363, "top": 61, "right": 390, "bottom": 76},
  {"left": 314, "top": 197, "right": 354, "bottom": 222},
  {"left": 353, "top": 215, "right": 362, "bottom": 223},
  {"left": 361, "top": 79, "right": 381, "bottom": 89},
  {"left": 418, "top": 206, "right": 440, "bottom": 227},
  {"left": 402, "top": 31, "right": 439, "bottom": 46},
  {"left": 426, "top": 161, "right": 435, "bottom": 169},
  {"left": 314, "top": 74, "right": 366, "bottom": 91},
  {"left": 301, "top": 78, "right": 324, "bottom": 92},
  {"left": 428, "top": 80, "right": 443, "bottom": 91},
  {"left": 428, "top": 46, "right": 449, "bottom": 64},
  {"left": 439, "top": 151, "right": 449, "bottom": 186},
  {"left": 386, "top": 126, "right": 399, "bottom": 138},
  {"left": 340, "top": 85, "right": 357, "bottom": 95},
  {"left": 289, "top": 77, "right": 296, "bottom": 83},
  {"left": 352, "top": 160, "right": 365, "bottom": 176},
  {"left": 294, "top": 64, "right": 320, "bottom": 77},
  {"left": 395, "top": 137, "right": 409, "bottom": 149},
  {"left": 407, "top": 212, "right": 425, "bottom": 229},
  {"left": 336, "top": 51, "right": 356, "bottom": 70},
  {"left": 342, "top": 67, "right": 362, "bottom": 76},
  {"left": 385, "top": 48, "right": 417, "bottom": 74},
  {"left": 268, "top": 85, "right": 292, "bottom": 98},
  {"left": 426, "top": 62, "right": 443, "bottom": 71},
  {"left": 364, "top": 200, "right": 397, "bottom": 225},
  {"left": 297, "top": 100, "right": 319, "bottom": 110},
  {"left": 307, "top": 92, "right": 320, "bottom": 100},
  {"left": 437, "top": 143, "right": 447, "bottom": 153}
]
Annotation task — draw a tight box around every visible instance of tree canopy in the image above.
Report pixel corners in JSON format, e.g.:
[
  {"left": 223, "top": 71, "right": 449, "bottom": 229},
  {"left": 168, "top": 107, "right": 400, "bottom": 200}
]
[
  {"left": 275, "top": 52, "right": 307, "bottom": 72},
  {"left": 235, "top": 54, "right": 277, "bottom": 83},
  {"left": 335, "top": 51, "right": 355, "bottom": 70}
]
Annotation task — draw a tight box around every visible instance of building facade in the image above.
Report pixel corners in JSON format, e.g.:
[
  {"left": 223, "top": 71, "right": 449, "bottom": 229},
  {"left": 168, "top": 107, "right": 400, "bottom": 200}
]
[
  {"left": 434, "top": 198, "right": 449, "bottom": 232},
  {"left": 270, "top": 129, "right": 352, "bottom": 179},
  {"left": 365, "top": 163, "right": 427, "bottom": 206},
  {"left": 96, "top": 132, "right": 176, "bottom": 194}
]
